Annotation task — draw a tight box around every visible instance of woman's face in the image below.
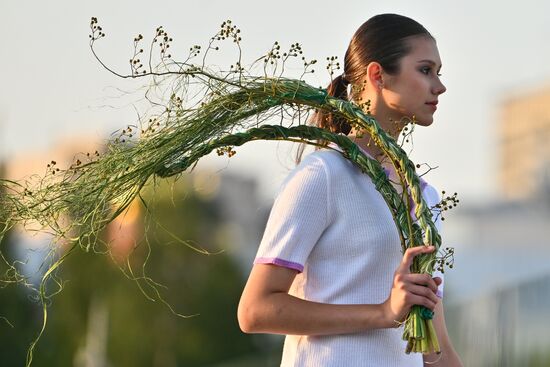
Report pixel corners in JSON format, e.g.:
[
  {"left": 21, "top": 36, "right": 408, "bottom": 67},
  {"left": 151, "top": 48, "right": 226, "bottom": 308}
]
[{"left": 381, "top": 36, "right": 446, "bottom": 126}]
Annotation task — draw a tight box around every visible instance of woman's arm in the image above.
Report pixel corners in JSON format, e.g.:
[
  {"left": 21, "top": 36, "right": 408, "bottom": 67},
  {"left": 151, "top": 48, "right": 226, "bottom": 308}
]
[
  {"left": 238, "top": 263, "right": 389, "bottom": 335},
  {"left": 238, "top": 245, "right": 441, "bottom": 336},
  {"left": 422, "top": 301, "right": 463, "bottom": 366}
]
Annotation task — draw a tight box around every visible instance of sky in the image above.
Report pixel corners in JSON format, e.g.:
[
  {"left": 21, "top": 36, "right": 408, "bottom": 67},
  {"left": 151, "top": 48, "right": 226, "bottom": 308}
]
[{"left": 2, "top": 0, "right": 550, "bottom": 203}]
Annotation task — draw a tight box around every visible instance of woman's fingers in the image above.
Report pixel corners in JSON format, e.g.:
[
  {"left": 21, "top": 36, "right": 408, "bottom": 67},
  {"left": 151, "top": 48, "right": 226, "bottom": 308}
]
[
  {"left": 407, "top": 293, "right": 437, "bottom": 311},
  {"left": 397, "top": 245, "right": 435, "bottom": 273},
  {"left": 405, "top": 273, "right": 439, "bottom": 293},
  {"left": 396, "top": 274, "right": 440, "bottom": 308},
  {"left": 408, "top": 284, "right": 440, "bottom": 306},
  {"left": 384, "top": 246, "right": 441, "bottom": 323}
]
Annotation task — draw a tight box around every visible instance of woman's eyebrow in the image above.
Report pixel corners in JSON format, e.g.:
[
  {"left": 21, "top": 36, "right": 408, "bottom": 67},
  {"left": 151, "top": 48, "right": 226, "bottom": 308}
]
[{"left": 417, "top": 59, "right": 442, "bottom": 69}]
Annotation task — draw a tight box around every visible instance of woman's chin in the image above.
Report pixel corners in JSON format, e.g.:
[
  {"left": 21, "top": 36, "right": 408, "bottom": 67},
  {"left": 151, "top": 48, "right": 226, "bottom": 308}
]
[{"left": 413, "top": 115, "right": 434, "bottom": 126}]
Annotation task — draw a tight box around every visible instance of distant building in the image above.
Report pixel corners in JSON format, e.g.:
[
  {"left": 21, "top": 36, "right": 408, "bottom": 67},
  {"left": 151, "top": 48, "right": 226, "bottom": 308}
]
[
  {"left": 200, "top": 170, "right": 269, "bottom": 272},
  {"left": 447, "top": 272, "right": 550, "bottom": 367},
  {"left": 499, "top": 85, "right": 550, "bottom": 200},
  {"left": 436, "top": 83, "right": 550, "bottom": 365},
  {"left": 440, "top": 194, "right": 550, "bottom": 367}
]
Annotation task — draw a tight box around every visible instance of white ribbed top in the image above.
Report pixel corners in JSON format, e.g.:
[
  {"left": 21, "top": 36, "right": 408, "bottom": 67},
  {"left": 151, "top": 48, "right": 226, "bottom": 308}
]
[{"left": 255, "top": 148, "right": 443, "bottom": 367}]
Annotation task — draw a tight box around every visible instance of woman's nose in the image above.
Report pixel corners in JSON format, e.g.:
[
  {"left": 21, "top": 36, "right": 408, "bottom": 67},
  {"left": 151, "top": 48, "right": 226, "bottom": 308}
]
[{"left": 434, "top": 79, "right": 446, "bottom": 95}]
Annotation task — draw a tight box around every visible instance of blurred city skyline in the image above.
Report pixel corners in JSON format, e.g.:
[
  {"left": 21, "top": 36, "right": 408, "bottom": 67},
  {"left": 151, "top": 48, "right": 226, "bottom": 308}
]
[{"left": 2, "top": 0, "right": 550, "bottom": 203}]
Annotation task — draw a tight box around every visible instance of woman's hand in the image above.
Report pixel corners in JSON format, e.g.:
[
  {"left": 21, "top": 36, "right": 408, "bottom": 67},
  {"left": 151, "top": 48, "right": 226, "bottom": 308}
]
[{"left": 381, "top": 245, "right": 442, "bottom": 327}]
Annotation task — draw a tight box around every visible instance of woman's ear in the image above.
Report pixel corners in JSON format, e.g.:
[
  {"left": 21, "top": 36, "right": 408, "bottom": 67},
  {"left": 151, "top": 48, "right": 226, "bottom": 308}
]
[{"left": 366, "top": 62, "right": 385, "bottom": 90}]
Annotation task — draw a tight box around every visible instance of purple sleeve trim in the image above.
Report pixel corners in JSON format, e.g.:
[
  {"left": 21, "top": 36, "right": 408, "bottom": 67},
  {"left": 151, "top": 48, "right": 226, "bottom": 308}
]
[{"left": 254, "top": 257, "right": 304, "bottom": 273}]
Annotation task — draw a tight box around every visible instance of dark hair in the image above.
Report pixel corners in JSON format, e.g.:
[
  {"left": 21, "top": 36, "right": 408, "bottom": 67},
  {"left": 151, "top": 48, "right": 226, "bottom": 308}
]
[{"left": 311, "top": 14, "right": 433, "bottom": 137}]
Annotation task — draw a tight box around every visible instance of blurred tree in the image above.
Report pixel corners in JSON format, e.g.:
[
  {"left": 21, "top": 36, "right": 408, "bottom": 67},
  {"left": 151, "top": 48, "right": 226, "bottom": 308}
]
[
  {"left": 0, "top": 163, "right": 43, "bottom": 366},
  {"left": 0, "top": 173, "right": 267, "bottom": 366}
]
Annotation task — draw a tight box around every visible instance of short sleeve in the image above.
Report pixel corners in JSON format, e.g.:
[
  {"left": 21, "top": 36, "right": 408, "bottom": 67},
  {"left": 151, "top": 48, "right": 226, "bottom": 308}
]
[{"left": 254, "top": 155, "right": 330, "bottom": 273}]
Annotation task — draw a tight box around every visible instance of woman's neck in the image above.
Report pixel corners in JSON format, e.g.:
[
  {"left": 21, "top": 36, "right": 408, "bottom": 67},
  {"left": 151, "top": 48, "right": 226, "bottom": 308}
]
[{"left": 348, "top": 111, "right": 407, "bottom": 165}]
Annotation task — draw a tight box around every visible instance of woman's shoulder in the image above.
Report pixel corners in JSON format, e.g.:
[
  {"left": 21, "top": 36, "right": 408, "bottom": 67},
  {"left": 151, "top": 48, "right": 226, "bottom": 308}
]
[
  {"left": 299, "top": 148, "right": 354, "bottom": 174},
  {"left": 276, "top": 149, "right": 352, "bottom": 195}
]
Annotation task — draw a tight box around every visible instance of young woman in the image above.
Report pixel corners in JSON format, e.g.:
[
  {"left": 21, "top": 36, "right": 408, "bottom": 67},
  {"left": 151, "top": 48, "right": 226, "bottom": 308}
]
[{"left": 238, "top": 14, "right": 463, "bottom": 367}]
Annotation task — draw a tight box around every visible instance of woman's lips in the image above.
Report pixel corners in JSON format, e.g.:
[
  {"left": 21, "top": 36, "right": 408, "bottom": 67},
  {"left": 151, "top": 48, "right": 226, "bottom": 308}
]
[{"left": 426, "top": 101, "right": 438, "bottom": 111}]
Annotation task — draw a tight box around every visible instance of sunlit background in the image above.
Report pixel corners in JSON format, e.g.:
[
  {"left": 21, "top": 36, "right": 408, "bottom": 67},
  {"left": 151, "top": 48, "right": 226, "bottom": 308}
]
[{"left": 1, "top": 1, "right": 550, "bottom": 366}]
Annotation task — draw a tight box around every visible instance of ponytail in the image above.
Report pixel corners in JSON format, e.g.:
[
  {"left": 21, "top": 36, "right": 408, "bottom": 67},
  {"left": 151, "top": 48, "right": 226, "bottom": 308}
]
[
  {"left": 313, "top": 74, "right": 352, "bottom": 135},
  {"left": 295, "top": 74, "right": 351, "bottom": 164}
]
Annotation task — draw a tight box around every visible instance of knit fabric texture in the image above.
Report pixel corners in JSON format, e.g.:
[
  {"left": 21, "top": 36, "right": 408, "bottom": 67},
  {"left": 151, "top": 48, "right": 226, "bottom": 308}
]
[{"left": 254, "top": 148, "right": 443, "bottom": 367}]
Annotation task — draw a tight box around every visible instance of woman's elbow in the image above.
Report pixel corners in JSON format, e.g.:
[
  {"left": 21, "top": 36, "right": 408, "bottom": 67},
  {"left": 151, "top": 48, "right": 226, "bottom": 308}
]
[
  {"left": 237, "top": 298, "right": 262, "bottom": 334},
  {"left": 238, "top": 264, "right": 294, "bottom": 333}
]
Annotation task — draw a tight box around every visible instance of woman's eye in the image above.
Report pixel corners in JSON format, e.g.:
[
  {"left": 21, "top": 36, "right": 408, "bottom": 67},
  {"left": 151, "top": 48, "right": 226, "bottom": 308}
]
[
  {"left": 420, "top": 66, "right": 431, "bottom": 75},
  {"left": 420, "top": 66, "right": 443, "bottom": 77}
]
